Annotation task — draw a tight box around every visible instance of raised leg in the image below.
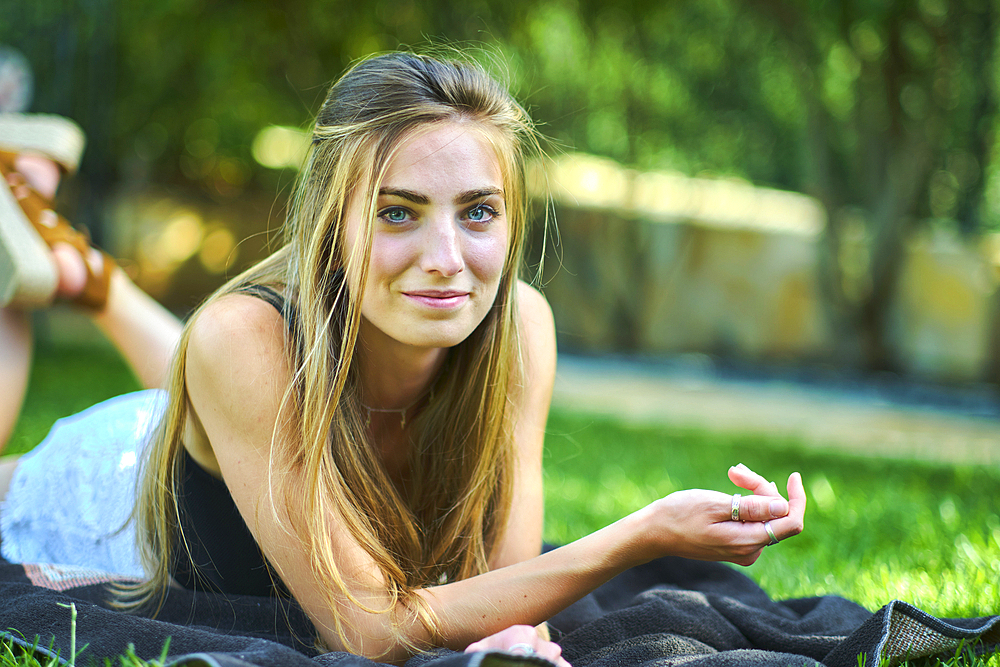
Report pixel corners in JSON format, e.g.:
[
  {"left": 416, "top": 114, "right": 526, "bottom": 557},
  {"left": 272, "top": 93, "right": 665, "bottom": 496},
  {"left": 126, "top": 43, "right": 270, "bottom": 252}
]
[
  {"left": 0, "top": 119, "right": 183, "bottom": 530},
  {"left": 94, "top": 268, "right": 182, "bottom": 390},
  {"left": 20, "top": 153, "right": 182, "bottom": 387},
  {"left": 0, "top": 152, "right": 183, "bottom": 454}
]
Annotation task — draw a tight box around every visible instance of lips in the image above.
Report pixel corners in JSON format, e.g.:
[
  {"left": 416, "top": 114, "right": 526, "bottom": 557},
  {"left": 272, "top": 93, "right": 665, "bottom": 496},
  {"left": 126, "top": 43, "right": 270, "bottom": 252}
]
[{"left": 403, "top": 289, "right": 471, "bottom": 309}]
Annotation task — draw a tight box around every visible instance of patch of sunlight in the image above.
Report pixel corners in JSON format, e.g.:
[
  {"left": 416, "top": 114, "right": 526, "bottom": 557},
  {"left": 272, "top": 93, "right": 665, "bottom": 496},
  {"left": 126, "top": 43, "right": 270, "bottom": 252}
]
[
  {"left": 252, "top": 125, "right": 309, "bottom": 170},
  {"left": 809, "top": 474, "right": 836, "bottom": 512},
  {"left": 536, "top": 152, "right": 825, "bottom": 235},
  {"left": 142, "top": 211, "right": 204, "bottom": 269},
  {"left": 547, "top": 153, "right": 630, "bottom": 209},
  {"left": 939, "top": 497, "right": 958, "bottom": 526},
  {"left": 199, "top": 225, "right": 238, "bottom": 274}
]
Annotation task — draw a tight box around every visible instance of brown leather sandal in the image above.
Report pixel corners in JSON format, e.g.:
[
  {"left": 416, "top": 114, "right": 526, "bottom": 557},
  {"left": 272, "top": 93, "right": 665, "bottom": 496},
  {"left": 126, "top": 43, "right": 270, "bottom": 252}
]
[{"left": 0, "top": 149, "right": 113, "bottom": 309}]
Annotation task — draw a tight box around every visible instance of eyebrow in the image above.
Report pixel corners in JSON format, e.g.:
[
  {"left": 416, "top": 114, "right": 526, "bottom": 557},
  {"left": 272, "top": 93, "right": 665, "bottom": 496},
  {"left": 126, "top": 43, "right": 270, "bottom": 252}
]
[{"left": 378, "top": 187, "right": 505, "bottom": 205}]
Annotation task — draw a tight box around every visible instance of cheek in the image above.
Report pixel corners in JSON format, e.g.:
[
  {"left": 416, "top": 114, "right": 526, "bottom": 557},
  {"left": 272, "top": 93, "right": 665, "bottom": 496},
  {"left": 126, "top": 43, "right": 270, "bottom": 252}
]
[
  {"left": 366, "top": 235, "right": 415, "bottom": 285},
  {"left": 467, "top": 231, "right": 509, "bottom": 284}
]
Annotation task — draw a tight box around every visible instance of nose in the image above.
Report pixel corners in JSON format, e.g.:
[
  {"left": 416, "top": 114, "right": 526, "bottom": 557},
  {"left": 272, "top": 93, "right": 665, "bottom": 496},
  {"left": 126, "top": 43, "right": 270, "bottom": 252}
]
[{"left": 419, "top": 218, "right": 464, "bottom": 277}]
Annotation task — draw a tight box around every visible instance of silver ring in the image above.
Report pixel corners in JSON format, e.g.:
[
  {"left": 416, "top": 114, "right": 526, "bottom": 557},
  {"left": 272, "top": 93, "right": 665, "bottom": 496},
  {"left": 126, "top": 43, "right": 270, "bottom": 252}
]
[
  {"left": 764, "top": 521, "right": 779, "bottom": 546},
  {"left": 731, "top": 493, "right": 741, "bottom": 522},
  {"left": 508, "top": 643, "right": 536, "bottom": 656}
]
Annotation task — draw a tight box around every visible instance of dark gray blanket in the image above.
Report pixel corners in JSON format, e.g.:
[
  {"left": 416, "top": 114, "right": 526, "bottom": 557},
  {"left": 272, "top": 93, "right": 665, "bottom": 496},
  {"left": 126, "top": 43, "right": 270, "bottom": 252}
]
[{"left": 0, "top": 557, "right": 995, "bottom": 667}]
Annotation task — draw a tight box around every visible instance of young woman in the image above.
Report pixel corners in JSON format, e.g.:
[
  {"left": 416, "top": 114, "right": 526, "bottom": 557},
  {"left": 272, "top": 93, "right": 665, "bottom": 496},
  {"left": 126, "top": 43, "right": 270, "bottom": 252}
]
[{"left": 0, "top": 52, "right": 806, "bottom": 665}]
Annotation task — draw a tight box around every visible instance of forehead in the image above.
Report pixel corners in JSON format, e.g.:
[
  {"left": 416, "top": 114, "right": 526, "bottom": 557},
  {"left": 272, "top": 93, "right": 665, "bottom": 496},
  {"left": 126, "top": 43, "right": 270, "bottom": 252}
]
[{"left": 381, "top": 122, "right": 504, "bottom": 195}]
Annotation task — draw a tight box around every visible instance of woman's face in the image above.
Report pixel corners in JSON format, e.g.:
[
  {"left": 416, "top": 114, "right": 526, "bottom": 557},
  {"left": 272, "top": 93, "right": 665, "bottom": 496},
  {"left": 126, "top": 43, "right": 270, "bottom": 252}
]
[{"left": 344, "top": 121, "right": 509, "bottom": 354}]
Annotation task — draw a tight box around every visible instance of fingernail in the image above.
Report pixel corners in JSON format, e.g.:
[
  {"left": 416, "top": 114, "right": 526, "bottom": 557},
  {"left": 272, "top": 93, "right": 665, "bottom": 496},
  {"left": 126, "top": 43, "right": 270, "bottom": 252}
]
[
  {"left": 735, "top": 463, "right": 748, "bottom": 470},
  {"left": 770, "top": 499, "right": 789, "bottom": 516}
]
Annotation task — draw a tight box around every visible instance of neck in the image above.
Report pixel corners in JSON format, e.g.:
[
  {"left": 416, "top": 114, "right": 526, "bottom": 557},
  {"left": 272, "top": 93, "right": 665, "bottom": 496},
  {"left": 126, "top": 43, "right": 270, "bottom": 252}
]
[{"left": 356, "top": 320, "right": 447, "bottom": 411}]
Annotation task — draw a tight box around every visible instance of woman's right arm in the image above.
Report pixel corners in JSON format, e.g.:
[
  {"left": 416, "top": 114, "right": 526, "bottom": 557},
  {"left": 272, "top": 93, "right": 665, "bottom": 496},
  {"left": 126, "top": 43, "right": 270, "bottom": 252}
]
[{"left": 184, "top": 294, "right": 805, "bottom": 664}]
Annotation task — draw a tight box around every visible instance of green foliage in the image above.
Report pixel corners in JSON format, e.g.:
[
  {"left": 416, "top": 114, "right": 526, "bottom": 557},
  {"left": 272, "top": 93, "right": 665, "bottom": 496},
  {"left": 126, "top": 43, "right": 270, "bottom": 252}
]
[
  {"left": 0, "top": 602, "right": 172, "bottom": 667},
  {"left": 54, "top": 604, "right": 76, "bottom": 667},
  {"left": 0, "top": 631, "right": 171, "bottom": 667}
]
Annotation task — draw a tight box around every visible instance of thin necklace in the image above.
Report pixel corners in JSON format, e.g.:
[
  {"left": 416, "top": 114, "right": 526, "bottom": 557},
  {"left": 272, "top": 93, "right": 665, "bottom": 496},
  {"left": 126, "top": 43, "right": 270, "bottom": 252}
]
[{"left": 361, "top": 393, "right": 426, "bottom": 429}]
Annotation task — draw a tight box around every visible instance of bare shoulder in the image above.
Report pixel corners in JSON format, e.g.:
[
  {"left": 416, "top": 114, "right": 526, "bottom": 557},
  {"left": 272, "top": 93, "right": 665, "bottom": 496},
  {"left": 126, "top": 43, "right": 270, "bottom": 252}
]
[
  {"left": 185, "top": 293, "right": 292, "bottom": 431},
  {"left": 515, "top": 280, "right": 556, "bottom": 397},
  {"left": 187, "top": 293, "right": 290, "bottom": 378},
  {"left": 516, "top": 280, "right": 555, "bottom": 348}
]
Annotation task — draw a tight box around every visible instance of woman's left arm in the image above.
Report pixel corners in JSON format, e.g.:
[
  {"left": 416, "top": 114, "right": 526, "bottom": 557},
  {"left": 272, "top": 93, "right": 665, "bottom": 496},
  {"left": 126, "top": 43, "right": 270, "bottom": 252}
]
[
  {"left": 478, "top": 282, "right": 558, "bottom": 650},
  {"left": 490, "top": 281, "right": 557, "bottom": 570}
]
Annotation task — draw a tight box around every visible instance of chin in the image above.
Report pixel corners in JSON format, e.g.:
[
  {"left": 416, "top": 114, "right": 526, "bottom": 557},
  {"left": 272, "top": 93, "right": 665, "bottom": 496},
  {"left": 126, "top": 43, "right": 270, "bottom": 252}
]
[{"left": 401, "top": 327, "right": 476, "bottom": 350}]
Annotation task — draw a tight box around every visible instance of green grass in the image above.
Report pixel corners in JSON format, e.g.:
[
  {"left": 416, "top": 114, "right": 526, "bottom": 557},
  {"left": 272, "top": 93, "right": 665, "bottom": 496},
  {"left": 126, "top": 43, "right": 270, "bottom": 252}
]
[
  {"left": 5, "top": 340, "right": 999, "bottom": 666},
  {"left": 543, "top": 410, "right": 1000, "bottom": 620},
  {"left": 0, "top": 604, "right": 172, "bottom": 667}
]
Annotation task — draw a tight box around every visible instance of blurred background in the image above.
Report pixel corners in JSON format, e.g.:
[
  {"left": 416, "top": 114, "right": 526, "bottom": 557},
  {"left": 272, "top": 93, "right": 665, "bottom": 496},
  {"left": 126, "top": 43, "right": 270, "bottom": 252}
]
[{"left": 2, "top": 0, "right": 1000, "bottom": 390}]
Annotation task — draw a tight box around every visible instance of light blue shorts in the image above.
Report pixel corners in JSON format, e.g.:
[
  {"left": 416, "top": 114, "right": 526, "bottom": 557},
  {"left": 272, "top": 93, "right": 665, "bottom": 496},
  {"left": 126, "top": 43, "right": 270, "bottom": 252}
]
[{"left": 1, "top": 389, "right": 167, "bottom": 577}]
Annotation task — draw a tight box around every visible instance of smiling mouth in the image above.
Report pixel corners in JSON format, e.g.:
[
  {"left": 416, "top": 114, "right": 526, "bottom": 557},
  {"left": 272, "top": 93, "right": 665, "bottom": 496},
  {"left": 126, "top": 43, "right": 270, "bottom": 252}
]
[{"left": 404, "top": 290, "right": 470, "bottom": 309}]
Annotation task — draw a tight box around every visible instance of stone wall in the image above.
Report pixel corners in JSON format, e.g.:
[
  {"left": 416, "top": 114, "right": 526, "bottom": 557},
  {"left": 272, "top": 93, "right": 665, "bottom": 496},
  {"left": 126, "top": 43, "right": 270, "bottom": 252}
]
[
  {"left": 531, "top": 207, "right": 833, "bottom": 361},
  {"left": 531, "top": 154, "right": 1000, "bottom": 382},
  {"left": 888, "top": 231, "right": 1000, "bottom": 381}
]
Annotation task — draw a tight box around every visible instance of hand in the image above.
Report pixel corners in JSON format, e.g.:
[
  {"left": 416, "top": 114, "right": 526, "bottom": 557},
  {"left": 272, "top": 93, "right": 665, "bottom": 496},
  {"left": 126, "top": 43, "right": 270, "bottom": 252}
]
[
  {"left": 465, "top": 624, "right": 571, "bottom": 667},
  {"left": 641, "top": 468, "right": 806, "bottom": 566}
]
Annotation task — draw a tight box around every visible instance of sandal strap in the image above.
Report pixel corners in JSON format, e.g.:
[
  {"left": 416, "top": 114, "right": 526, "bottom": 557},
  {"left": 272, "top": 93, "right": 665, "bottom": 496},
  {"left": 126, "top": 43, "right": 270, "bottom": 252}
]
[{"left": 0, "top": 151, "right": 113, "bottom": 309}]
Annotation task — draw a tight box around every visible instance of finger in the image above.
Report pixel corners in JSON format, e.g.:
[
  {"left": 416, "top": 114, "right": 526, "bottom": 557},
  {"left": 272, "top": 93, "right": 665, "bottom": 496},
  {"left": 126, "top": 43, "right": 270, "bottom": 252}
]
[
  {"left": 737, "top": 493, "right": 789, "bottom": 522},
  {"left": 728, "top": 464, "right": 783, "bottom": 497},
  {"left": 537, "top": 641, "right": 566, "bottom": 665},
  {"left": 759, "top": 473, "right": 806, "bottom": 542},
  {"left": 465, "top": 638, "right": 497, "bottom": 653}
]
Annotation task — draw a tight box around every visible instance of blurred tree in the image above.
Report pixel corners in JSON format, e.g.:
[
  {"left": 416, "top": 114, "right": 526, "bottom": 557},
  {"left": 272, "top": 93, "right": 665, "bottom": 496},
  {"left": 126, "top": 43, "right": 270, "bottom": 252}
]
[
  {"left": 503, "top": 0, "right": 805, "bottom": 182},
  {"left": 502, "top": 0, "right": 999, "bottom": 371},
  {"left": 740, "top": 0, "right": 997, "bottom": 370}
]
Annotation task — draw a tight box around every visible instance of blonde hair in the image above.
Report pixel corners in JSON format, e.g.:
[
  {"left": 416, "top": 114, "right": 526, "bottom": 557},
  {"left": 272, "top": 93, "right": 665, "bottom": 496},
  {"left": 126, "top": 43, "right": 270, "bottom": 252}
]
[{"left": 121, "top": 51, "right": 544, "bottom": 654}]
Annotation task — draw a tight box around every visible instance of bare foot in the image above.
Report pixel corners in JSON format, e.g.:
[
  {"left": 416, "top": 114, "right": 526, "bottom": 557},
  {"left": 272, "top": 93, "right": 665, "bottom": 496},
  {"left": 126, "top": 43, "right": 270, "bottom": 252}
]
[
  {"left": 51, "top": 242, "right": 99, "bottom": 297},
  {"left": 12, "top": 153, "right": 59, "bottom": 200}
]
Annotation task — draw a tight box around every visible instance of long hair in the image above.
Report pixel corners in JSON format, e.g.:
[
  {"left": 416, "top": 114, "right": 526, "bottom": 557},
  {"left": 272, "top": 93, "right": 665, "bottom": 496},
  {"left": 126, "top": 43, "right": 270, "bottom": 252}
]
[{"left": 121, "top": 51, "right": 544, "bottom": 655}]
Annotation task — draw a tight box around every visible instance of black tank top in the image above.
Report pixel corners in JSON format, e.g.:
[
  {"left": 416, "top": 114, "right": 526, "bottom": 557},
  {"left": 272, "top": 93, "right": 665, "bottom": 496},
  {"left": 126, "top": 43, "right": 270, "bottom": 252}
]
[{"left": 170, "top": 285, "right": 296, "bottom": 597}]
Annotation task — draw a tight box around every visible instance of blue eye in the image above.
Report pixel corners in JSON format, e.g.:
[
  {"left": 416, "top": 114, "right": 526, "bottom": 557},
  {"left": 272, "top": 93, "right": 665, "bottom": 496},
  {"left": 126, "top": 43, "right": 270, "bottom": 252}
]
[
  {"left": 466, "top": 205, "right": 497, "bottom": 223},
  {"left": 379, "top": 207, "right": 410, "bottom": 224}
]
